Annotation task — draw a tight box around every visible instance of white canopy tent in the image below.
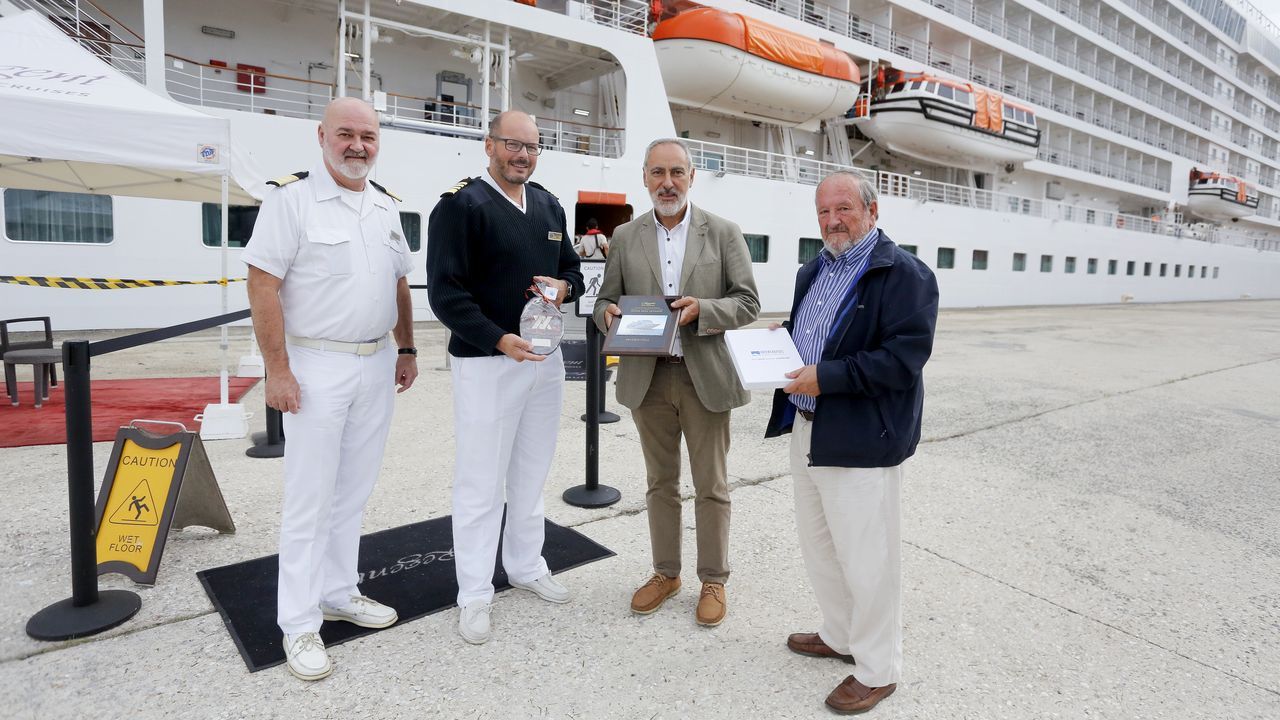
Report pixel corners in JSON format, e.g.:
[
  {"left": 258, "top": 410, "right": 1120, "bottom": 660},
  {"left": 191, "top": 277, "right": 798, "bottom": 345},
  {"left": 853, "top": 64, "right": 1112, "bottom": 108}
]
[{"left": 0, "top": 9, "right": 256, "bottom": 438}]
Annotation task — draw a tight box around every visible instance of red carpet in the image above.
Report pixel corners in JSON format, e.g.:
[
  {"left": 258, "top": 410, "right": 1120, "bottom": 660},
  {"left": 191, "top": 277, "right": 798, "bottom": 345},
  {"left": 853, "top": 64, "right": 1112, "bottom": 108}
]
[{"left": 0, "top": 377, "right": 259, "bottom": 448}]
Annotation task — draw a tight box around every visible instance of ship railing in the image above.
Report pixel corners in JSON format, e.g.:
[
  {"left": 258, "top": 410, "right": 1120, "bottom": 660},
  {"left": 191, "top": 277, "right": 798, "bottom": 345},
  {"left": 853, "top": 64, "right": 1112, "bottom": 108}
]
[
  {"left": 165, "top": 56, "right": 335, "bottom": 121},
  {"left": 9, "top": 0, "right": 146, "bottom": 82},
  {"left": 562, "top": 0, "right": 650, "bottom": 35},
  {"left": 1036, "top": 147, "right": 1170, "bottom": 192},
  {"left": 163, "top": 58, "right": 626, "bottom": 158},
  {"left": 679, "top": 139, "right": 1241, "bottom": 245}
]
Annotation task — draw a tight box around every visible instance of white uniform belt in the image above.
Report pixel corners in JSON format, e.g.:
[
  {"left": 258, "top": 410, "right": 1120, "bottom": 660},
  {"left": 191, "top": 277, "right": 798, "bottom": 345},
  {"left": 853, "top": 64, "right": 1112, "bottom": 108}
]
[{"left": 286, "top": 334, "right": 388, "bottom": 356}]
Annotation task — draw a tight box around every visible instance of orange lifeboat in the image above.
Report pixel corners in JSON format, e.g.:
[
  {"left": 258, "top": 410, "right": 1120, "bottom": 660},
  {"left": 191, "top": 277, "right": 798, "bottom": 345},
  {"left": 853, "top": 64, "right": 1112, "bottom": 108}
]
[
  {"left": 851, "top": 71, "right": 1040, "bottom": 170},
  {"left": 1186, "top": 168, "right": 1258, "bottom": 223},
  {"left": 653, "top": 8, "right": 860, "bottom": 130}
]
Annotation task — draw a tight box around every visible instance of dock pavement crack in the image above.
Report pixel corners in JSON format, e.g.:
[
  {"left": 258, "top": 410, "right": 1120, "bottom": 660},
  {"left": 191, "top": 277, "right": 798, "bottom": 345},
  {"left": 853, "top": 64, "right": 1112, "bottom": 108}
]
[
  {"left": 907, "top": 540, "right": 1280, "bottom": 700},
  {"left": 923, "top": 355, "right": 1280, "bottom": 444}
]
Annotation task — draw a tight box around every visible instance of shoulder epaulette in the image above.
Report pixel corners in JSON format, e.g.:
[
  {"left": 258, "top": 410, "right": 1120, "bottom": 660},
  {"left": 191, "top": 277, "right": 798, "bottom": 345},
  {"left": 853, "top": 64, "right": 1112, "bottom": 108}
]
[
  {"left": 526, "top": 180, "right": 557, "bottom": 199},
  {"left": 266, "top": 171, "right": 309, "bottom": 188},
  {"left": 369, "top": 180, "right": 402, "bottom": 202},
  {"left": 441, "top": 177, "right": 473, "bottom": 197}
]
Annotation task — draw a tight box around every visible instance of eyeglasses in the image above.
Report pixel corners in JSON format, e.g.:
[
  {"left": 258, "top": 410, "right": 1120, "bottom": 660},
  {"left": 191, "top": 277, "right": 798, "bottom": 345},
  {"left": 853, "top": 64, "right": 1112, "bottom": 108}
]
[{"left": 491, "top": 136, "right": 543, "bottom": 155}]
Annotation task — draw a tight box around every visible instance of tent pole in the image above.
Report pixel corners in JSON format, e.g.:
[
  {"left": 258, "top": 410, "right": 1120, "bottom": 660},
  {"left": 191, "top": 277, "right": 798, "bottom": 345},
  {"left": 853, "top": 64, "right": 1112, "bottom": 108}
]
[{"left": 220, "top": 173, "right": 229, "bottom": 406}]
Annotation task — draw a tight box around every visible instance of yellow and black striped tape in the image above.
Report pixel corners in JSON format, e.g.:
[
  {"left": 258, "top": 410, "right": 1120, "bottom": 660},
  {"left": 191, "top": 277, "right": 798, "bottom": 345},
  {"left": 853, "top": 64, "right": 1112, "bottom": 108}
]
[{"left": 1, "top": 276, "right": 245, "bottom": 290}]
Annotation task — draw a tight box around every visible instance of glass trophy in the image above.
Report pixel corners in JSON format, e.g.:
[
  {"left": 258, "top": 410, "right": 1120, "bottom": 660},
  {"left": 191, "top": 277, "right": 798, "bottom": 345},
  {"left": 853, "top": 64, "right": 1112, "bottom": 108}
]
[{"left": 520, "top": 282, "right": 564, "bottom": 355}]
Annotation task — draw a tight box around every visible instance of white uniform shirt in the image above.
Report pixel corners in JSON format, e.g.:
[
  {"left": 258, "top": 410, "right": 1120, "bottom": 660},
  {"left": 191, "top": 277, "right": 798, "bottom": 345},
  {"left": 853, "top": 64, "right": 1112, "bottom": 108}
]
[
  {"left": 480, "top": 169, "right": 526, "bottom": 212},
  {"left": 242, "top": 163, "right": 412, "bottom": 343},
  {"left": 655, "top": 205, "right": 692, "bottom": 357}
]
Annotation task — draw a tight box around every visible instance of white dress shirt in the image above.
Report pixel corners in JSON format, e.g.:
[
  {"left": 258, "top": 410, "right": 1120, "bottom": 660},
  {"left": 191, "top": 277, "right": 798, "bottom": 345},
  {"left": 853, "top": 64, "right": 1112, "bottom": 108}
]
[
  {"left": 480, "top": 169, "right": 526, "bottom": 212},
  {"left": 242, "top": 163, "right": 412, "bottom": 342},
  {"left": 655, "top": 205, "right": 692, "bottom": 356}
]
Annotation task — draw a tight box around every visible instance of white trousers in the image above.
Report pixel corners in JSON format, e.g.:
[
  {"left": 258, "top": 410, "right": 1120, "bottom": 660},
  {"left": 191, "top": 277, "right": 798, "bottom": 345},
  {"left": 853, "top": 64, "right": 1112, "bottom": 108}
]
[
  {"left": 451, "top": 350, "right": 564, "bottom": 605},
  {"left": 277, "top": 344, "right": 396, "bottom": 634},
  {"left": 790, "top": 414, "right": 903, "bottom": 687}
]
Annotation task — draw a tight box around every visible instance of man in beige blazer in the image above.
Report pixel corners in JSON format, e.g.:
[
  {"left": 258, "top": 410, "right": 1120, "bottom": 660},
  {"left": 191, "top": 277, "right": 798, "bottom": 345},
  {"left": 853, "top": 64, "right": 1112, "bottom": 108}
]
[{"left": 593, "top": 138, "right": 759, "bottom": 626}]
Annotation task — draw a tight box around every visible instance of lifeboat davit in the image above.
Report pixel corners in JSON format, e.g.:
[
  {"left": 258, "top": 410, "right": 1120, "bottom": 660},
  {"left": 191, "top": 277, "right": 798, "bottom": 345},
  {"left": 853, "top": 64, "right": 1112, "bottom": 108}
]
[
  {"left": 653, "top": 8, "right": 859, "bottom": 131},
  {"left": 851, "top": 71, "right": 1039, "bottom": 170},
  {"left": 1186, "top": 168, "right": 1258, "bottom": 223}
]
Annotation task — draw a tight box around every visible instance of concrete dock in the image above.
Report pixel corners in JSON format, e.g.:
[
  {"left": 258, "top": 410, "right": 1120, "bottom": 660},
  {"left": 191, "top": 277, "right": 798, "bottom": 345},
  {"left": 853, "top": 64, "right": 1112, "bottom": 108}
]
[{"left": 1, "top": 300, "right": 1277, "bottom": 719}]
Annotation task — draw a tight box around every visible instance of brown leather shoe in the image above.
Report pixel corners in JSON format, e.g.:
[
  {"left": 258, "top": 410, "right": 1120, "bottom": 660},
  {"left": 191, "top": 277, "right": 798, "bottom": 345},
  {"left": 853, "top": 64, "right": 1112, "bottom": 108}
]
[
  {"left": 695, "top": 582, "right": 726, "bottom": 626},
  {"left": 787, "top": 632, "right": 854, "bottom": 663},
  {"left": 825, "top": 676, "right": 896, "bottom": 714},
  {"left": 630, "top": 574, "right": 680, "bottom": 614}
]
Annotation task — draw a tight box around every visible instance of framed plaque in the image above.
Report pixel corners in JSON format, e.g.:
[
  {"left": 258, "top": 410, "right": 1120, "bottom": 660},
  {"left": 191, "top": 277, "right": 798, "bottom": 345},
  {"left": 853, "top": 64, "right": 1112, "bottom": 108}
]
[{"left": 601, "top": 295, "right": 680, "bottom": 356}]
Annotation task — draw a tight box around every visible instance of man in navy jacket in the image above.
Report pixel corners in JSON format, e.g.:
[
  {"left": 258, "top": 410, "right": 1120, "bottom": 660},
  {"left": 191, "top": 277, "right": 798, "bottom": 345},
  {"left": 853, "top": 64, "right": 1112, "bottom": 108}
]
[{"left": 764, "top": 171, "right": 938, "bottom": 714}]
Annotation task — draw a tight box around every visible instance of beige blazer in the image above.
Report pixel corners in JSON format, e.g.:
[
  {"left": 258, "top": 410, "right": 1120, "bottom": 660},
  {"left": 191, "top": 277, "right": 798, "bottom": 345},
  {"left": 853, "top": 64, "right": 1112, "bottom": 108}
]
[{"left": 592, "top": 204, "right": 760, "bottom": 413}]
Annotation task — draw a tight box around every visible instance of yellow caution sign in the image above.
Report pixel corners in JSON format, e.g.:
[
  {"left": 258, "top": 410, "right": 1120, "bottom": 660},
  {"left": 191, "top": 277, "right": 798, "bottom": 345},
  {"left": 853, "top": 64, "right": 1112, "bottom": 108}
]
[
  {"left": 94, "top": 425, "right": 235, "bottom": 585},
  {"left": 0, "top": 275, "right": 244, "bottom": 289}
]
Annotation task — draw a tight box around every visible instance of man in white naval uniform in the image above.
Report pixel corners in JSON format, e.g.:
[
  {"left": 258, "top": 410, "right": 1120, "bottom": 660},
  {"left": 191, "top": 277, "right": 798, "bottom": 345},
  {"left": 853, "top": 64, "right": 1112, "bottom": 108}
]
[{"left": 243, "top": 97, "right": 418, "bottom": 681}]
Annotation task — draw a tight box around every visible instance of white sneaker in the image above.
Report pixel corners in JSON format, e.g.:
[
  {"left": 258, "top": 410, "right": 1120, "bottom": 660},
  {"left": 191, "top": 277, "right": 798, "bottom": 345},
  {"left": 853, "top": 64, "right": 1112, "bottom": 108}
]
[
  {"left": 321, "top": 595, "right": 398, "bottom": 628},
  {"left": 458, "top": 600, "right": 492, "bottom": 645},
  {"left": 509, "top": 572, "right": 570, "bottom": 604},
  {"left": 282, "top": 632, "right": 332, "bottom": 681}
]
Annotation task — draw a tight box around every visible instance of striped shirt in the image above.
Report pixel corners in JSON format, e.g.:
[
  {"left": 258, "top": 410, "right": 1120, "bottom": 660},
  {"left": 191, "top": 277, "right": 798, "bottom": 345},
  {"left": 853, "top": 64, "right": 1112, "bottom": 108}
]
[{"left": 789, "top": 227, "right": 879, "bottom": 413}]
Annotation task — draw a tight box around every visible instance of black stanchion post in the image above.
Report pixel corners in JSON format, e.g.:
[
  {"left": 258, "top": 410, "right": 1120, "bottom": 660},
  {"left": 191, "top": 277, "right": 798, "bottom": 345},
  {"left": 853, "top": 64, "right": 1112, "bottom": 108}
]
[
  {"left": 27, "top": 341, "right": 140, "bottom": 640},
  {"left": 246, "top": 404, "right": 285, "bottom": 458},
  {"left": 563, "top": 321, "right": 620, "bottom": 508}
]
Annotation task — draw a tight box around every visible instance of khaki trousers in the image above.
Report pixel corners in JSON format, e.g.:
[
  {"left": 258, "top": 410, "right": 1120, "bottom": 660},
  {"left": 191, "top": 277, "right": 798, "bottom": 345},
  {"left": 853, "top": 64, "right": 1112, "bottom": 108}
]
[
  {"left": 790, "top": 413, "right": 903, "bottom": 687},
  {"left": 630, "top": 361, "right": 731, "bottom": 584}
]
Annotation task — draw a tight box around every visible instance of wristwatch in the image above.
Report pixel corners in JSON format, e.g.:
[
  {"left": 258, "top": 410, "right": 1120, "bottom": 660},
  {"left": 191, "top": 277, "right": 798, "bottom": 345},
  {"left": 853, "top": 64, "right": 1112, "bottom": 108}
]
[{"left": 398, "top": 347, "right": 417, "bottom": 356}]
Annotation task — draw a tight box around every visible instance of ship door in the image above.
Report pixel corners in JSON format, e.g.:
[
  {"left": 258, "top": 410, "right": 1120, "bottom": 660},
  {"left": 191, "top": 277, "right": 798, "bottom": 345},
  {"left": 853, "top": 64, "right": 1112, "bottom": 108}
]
[{"left": 574, "top": 191, "right": 632, "bottom": 258}]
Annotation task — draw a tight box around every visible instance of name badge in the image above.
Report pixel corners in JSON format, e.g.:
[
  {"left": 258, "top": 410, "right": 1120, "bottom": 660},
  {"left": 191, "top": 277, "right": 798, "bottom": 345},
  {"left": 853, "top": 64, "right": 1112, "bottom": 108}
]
[{"left": 548, "top": 231, "right": 563, "bottom": 242}]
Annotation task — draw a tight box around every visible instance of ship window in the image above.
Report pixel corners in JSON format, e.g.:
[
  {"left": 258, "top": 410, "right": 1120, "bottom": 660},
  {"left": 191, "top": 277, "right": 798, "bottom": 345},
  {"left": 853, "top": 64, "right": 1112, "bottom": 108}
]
[
  {"left": 937, "top": 247, "right": 955, "bottom": 269},
  {"left": 972, "top": 249, "right": 988, "bottom": 270},
  {"left": 1159, "top": 263, "right": 1167, "bottom": 277},
  {"left": 798, "top": 237, "right": 824, "bottom": 263},
  {"left": 1040, "top": 254, "right": 1053, "bottom": 272},
  {"left": 400, "top": 212, "right": 422, "bottom": 252},
  {"left": 1174, "top": 264, "right": 1181, "bottom": 277},
  {"left": 4, "top": 190, "right": 112, "bottom": 244},
  {"left": 938, "top": 85, "right": 954, "bottom": 101},
  {"left": 892, "top": 82, "right": 906, "bottom": 92},
  {"left": 743, "top": 234, "right": 769, "bottom": 263},
  {"left": 1188, "top": 264, "right": 1195, "bottom": 278},
  {"left": 1213, "top": 266, "right": 1219, "bottom": 278},
  {"left": 1143, "top": 262, "right": 1152, "bottom": 276},
  {"left": 1126, "top": 261, "right": 1136, "bottom": 276},
  {"left": 1086, "top": 209, "right": 1096, "bottom": 223},
  {"left": 910, "top": 81, "right": 922, "bottom": 91},
  {"left": 953, "top": 89, "right": 970, "bottom": 105},
  {"left": 1065, "top": 256, "right": 1077, "bottom": 274},
  {"left": 1108, "top": 260, "right": 1118, "bottom": 275},
  {"left": 201, "top": 204, "right": 259, "bottom": 248},
  {"left": 926, "top": 82, "right": 938, "bottom": 93},
  {"left": 1012, "top": 252, "right": 1027, "bottom": 271},
  {"left": 1087, "top": 258, "right": 1098, "bottom": 274},
  {"left": 900, "top": 244, "right": 918, "bottom": 256}
]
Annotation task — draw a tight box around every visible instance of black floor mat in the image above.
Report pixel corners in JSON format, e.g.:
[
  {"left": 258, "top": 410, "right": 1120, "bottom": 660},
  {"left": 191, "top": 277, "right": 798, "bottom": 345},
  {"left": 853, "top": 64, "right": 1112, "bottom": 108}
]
[{"left": 197, "top": 516, "right": 615, "bottom": 671}]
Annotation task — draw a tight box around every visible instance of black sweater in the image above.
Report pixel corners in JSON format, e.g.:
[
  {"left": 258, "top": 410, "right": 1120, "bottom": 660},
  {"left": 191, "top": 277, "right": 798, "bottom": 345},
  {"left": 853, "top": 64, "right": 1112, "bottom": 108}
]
[{"left": 426, "top": 177, "right": 585, "bottom": 357}]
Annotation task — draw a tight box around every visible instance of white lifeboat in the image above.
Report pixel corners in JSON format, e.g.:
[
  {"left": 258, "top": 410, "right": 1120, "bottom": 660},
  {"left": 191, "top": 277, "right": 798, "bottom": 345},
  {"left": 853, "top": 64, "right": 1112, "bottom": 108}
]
[
  {"left": 850, "top": 72, "right": 1039, "bottom": 170},
  {"left": 1186, "top": 168, "right": 1257, "bottom": 223},
  {"left": 653, "top": 8, "right": 860, "bottom": 132}
]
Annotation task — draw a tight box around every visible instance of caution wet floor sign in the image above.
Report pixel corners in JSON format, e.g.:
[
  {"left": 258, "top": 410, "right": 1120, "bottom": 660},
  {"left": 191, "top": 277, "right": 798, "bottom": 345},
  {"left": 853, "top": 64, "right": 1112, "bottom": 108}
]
[{"left": 94, "top": 426, "right": 235, "bottom": 585}]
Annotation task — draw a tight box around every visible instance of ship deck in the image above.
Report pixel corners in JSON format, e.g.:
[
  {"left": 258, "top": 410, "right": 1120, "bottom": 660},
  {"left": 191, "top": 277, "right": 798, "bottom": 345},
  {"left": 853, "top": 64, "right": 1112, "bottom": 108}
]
[{"left": 1, "top": 301, "right": 1278, "bottom": 719}]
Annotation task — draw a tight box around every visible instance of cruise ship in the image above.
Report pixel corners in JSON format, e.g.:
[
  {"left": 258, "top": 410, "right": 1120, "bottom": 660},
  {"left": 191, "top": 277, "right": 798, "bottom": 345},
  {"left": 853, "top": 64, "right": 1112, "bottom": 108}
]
[{"left": 3, "top": 0, "right": 1280, "bottom": 330}]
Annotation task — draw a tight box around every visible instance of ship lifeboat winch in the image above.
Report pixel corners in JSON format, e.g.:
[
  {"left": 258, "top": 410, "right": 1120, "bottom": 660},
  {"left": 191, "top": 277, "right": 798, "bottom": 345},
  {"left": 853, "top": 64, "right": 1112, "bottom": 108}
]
[
  {"left": 1186, "top": 168, "right": 1258, "bottom": 223},
  {"left": 851, "top": 71, "right": 1040, "bottom": 170},
  {"left": 653, "top": 8, "right": 859, "bottom": 131}
]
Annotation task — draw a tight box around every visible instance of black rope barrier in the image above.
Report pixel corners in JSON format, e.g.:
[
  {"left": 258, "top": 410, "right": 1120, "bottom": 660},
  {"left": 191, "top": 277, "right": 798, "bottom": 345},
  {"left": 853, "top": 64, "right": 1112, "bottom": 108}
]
[{"left": 90, "top": 309, "right": 251, "bottom": 357}]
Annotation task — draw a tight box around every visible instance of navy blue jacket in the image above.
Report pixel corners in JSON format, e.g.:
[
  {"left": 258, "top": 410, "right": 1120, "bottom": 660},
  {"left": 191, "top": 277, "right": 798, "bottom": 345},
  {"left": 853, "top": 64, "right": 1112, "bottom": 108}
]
[{"left": 764, "top": 230, "right": 939, "bottom": 468}]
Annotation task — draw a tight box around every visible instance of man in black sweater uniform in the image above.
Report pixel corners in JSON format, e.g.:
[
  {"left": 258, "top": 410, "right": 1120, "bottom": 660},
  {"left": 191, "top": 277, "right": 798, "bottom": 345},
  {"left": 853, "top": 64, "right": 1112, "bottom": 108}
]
[{"left": 427, "top": 110, "right": 584, "bottom": 645}]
